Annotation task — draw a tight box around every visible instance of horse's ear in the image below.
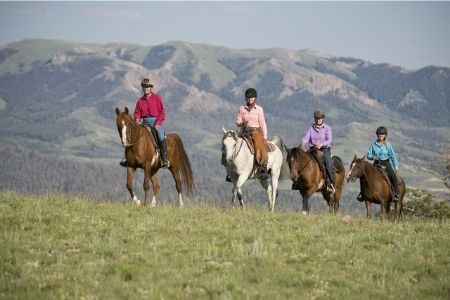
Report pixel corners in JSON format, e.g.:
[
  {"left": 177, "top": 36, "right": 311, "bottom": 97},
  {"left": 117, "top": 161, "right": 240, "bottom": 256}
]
[
  {"left": 353, "top": 154, "right": 358, "bottom": 160},
  {"left": 125, "top": 106, "right": 129, "bottom": 114},
  {"left": 222, "top": 127, "right": 227, "bottom": 134},
  {"left": 362, "top": 155, "right": 366, "bottom": 160},
  {"left": 284, "top": 145, "right": 289, "bottom": 152},
  {"left": 115, "top": 107, "right": 120, "bottom": 116}
]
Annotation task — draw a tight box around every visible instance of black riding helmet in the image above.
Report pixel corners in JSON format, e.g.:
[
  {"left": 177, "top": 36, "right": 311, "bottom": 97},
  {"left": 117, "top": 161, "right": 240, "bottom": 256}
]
[
  {"left": 245, "top": 88, "right": 257, "bottom": 99},
  {"left": 376, "top": 126, "right": 388, "bottom": 135}
]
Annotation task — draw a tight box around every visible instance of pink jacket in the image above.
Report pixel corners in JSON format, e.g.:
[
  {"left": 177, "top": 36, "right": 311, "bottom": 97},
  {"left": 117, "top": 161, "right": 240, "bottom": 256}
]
[{"left": 236, "top": 104, "right": 267, "bottom": 139}]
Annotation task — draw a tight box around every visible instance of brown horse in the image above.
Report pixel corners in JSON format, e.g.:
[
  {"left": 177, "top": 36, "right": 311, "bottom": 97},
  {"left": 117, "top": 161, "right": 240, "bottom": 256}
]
[
  {"left": 115, "top": 107, "right": 195, "bottom": 207},
  {"left": 284, "top": 146, "right": 345, "bottom": 214},
  {"left": 346, "top": 155, "right": 406, "bottom": 222}
]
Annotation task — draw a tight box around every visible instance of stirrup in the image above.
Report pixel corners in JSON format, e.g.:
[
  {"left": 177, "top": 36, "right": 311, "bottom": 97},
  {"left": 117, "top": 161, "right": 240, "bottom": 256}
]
[
  {"left": 326, "top": 182, "right": 335, "bottom": 193},
  {"left": 258, "top": 167, "right": 269, "bottom": 180},
  {"left": 162, "top": 160, "right": 169, "bottom": 168},
  {"left": 356, "top": 193, "right": 364, "bottom": 202},
  {"left": 226, "top": 174, "right": 232, "bottom": 182}
]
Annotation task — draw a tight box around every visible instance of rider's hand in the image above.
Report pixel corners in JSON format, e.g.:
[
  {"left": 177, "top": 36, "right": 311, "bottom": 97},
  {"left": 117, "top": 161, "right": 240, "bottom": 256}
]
[
  {"left": 315, "top": 144, "right": 323, "bottom": 150},
  {"left": 155, "top": 124, "right": 161, "bottom": 130}
]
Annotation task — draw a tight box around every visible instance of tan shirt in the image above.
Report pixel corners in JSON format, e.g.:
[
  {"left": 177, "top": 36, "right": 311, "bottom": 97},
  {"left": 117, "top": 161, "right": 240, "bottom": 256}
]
[{"left": 236, "top": 104, "right": 267, "bottom": 139}]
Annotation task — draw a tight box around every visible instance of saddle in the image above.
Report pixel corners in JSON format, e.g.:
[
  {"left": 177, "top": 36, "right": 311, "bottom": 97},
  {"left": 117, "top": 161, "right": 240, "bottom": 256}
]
[
  {"left": 308, "top": 149, "right": 335, "bottom": 183},
  {"left": 239, "top": 127, "right": 277, "bottom": 155},
  {"left": 142, "top": 125, "right": 170, "bottom": 162},
  {"left": 373, "top": 162, "right": 398, "bottom": 200}
]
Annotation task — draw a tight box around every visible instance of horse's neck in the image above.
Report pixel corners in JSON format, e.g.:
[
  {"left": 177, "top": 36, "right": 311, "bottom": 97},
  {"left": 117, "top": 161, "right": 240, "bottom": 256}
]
[
  {"left": 300, "top": 150, "right": 318, "bottom": 167},
  {"left": 361, "top": 161, "right": 383, "bottom": 181}
]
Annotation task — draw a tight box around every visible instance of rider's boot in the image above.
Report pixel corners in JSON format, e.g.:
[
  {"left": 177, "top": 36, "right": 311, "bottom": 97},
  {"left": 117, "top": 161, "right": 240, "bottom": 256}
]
[
  {"left": 356, "top": 192, "right": 364, "bottom": 202},
  {"left": 160, "top": 138, "right": 169, "bottom": 168},
  {"left": 393, "top": 189, "right": 400, "bottom": 202},
  {"left": 119, "top": 158, "right": 128, "bottom": 167},
  {"left": 226, "top": 174, "right": 232, "bottom": 182},
  {"left": 258, "top": 166, "right": 269, "bottom": 180}
]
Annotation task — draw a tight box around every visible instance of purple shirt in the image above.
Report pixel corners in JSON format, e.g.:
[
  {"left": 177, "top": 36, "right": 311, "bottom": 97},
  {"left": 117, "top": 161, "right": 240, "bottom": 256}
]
[{"left": 301, "top": 123, "right": 333, "bottom": 149}]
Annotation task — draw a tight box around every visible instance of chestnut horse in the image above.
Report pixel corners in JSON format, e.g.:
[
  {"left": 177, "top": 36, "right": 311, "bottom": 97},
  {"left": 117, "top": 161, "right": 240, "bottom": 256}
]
[
  {"left": 115, "top": 107, "right": 195, "bottom": 207},
  {"left": 284, "top": 146, "right": 345, "bottom": 214},
  {"left": 346, "top": 155, "right": 405, "bottom": 222}
]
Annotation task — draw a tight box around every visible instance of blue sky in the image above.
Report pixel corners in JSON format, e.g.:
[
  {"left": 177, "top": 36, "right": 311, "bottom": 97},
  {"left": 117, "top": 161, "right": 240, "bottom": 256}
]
[{"left": 1, "top": 1, "right": 449, "bottom": 70}]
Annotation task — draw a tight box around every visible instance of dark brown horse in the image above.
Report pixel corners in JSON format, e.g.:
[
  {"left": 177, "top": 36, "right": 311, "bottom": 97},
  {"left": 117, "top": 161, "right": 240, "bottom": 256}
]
[
  {"left": 346, "top": 155, "right": 406, "bottom": 222},
  {"left": 115, "top": 107, "right": 195, "bottom": 207},
  {"left": 284, "top": 146, "right": 345, "bottom": 214}
]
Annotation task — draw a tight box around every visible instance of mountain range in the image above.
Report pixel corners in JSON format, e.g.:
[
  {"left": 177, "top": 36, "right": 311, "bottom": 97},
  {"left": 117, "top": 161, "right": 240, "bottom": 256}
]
[{"left": 0, "top": 39, "right": 448, "bottom": 209}]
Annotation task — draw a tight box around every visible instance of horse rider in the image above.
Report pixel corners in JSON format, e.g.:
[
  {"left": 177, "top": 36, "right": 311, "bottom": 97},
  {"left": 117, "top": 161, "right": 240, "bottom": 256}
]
[
  {"left": 120, "top": 75, "right": 169, "bottom": 168},
  {"left": 366, "top": 126, "right": 400, "bottom": 201},
  {"left": 226, "top": 88, "right": 269, "bottom": 181},
  {"left": 300, "top": 109, "right": 336, "bottom": 193}
]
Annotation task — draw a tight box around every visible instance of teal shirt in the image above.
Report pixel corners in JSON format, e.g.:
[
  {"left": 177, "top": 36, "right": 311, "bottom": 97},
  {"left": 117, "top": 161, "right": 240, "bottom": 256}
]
[{"left": 367, "top": 141, "right": 399, "bottom": 169}]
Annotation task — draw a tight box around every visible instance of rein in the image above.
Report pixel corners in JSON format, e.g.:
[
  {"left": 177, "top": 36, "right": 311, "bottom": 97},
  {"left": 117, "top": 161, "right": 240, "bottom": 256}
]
[
  {"left": 230, "top": 137, "right": 245, "bottom": 162},
  {"left": 125, "top": 122, "right": 139, "bottom": 147},
  {"left": 296, "top": 151, "right": 313, "bottom": 176}
]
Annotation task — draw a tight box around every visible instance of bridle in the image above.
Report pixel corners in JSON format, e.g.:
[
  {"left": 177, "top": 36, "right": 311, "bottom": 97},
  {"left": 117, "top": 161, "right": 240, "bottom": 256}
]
[
  {"left": 222, "top": 132, "right": 244, "bottom": 163},
  {"left": 290, "top": 149, "right": 313, "bottom": 180}
]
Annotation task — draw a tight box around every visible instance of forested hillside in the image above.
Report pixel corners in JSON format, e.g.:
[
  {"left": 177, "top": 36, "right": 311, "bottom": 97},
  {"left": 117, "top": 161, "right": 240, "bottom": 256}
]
[{"left": 0, "top": 39, "right": 448, "bottom": 206}]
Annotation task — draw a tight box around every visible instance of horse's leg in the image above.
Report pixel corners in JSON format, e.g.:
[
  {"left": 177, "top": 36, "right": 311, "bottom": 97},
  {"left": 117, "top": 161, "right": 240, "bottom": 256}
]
[
  {"left": 365, "top": 201, "right": 372, "bottom": 219},
  {"left": 168, "top": 164, "right": 184, "bottom": 207},
  {"left": 149, "top": 174, "right": 159, "bottom": 207},
  {"left": 300, "top": 188, "right": 315, "bottom": 214},
  {"left": 126, "top": 167, "right": 140, "bottom": 206},
  {"left": 235, "top": 175, "right": 248, "bottom": 209},
  {"left": 269, "top": 163, "right": 281, "bottom": 212},
  {"left": 380, "top": 201, "right": 387, "bottom": 221},
  {"left": 259, "top": 178, "right": 273, "bottom": 212},
  {"left": 142, "top": 167, "right": 151, "bottom": 207}
]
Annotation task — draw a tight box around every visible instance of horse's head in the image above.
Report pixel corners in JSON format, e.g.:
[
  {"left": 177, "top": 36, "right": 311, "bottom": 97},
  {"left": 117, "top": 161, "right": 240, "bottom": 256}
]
[
  {"left": 115, "top": 106, "right": 135, "bottom": 146},
  {"left": 346, "top": 154, "right": 366, "bottom": 182},
  {"left": 221, "top": 128, "right": 238, "bottom": 164},
  {"left": 284, "top": 145, "right": 304, "bottom": 182}
]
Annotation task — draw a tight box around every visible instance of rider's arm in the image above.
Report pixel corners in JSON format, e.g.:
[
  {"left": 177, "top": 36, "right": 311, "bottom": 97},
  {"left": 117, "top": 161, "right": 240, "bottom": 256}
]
[{"left": 387, "top": 143, "right": 399, "bottom": 170}]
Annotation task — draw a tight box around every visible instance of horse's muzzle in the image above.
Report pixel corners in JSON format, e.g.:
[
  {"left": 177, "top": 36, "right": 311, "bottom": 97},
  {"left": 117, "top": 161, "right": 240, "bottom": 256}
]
[{"left": 345, "top": 174, "right": 357, "bottom": 183}]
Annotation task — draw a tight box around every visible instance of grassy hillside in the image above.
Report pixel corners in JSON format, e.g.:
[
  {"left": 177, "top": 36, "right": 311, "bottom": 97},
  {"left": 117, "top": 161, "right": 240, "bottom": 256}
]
[{"left": 1, "top": 192, "right": 448, "bottom": 299}]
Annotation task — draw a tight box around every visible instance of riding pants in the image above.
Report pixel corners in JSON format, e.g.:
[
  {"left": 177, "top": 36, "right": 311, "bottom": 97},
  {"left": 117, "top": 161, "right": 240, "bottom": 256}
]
[
  {"left": 142, "top": 117, "right": 165, "bottom": 141},
  {"left": 378, "top": 159, "right": 398, "bottom": 194},
  {"left": 321, "top": 147, "right": 335, "bottom": 184},
  {"left": 251, "top": 128, "right": 268, "bottom": 168}
]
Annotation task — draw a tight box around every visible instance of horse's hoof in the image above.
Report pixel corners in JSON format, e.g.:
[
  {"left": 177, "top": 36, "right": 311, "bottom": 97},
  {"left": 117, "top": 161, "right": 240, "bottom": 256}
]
[{"left": 302, "top": 211, "right": 308, "bottom": 215}]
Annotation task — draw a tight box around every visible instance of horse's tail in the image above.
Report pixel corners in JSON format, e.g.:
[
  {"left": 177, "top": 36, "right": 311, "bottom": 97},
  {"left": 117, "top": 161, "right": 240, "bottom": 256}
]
[
  {"left": 332, "top": 156, "right": 345, "bottom": 173},
  {"left": 272, "top": 135, "right": 290, "bottom": 180},
  {"left": 172, "top": 134, "right": 196, "bottom": 197}
]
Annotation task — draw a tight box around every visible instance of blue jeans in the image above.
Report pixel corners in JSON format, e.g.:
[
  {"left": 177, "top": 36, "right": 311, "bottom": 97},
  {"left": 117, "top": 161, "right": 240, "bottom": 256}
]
[
  {"left": 321, "top": 147, "right": 335, "bottom": 184},
  {"left": 142, "top": 117, "right": 165, "bottom": 141}
]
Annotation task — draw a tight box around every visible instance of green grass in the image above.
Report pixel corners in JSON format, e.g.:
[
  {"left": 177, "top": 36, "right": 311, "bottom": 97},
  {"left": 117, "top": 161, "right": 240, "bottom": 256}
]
[{"left": 1, "top": 191, "right": 448, "bottom": 299}]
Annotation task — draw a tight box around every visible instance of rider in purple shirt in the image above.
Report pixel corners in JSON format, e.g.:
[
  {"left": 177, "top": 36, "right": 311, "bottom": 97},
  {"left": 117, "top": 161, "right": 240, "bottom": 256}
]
[{"left": 301, "top": 109, "right": 335, "bottom": 192}]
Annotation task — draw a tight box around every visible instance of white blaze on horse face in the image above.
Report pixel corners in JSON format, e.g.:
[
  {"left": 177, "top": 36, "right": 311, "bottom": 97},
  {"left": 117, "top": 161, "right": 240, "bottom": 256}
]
[{"left": 121, "top": 122, "right": 127, "bottom": 146}]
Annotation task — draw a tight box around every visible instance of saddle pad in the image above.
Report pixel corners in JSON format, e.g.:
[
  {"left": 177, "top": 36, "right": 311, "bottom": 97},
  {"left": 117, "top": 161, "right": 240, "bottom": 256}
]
[{"left": 242, "top": 136, "right": 277, "bottom": 154}]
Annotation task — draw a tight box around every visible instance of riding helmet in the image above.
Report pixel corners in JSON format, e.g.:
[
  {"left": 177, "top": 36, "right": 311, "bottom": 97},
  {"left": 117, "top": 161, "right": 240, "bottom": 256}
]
[
  {"left": 245, "top": 88, "right": 257, "bottom": 99},
  {"left": 141, "top": 76, "right": 153, "bottom": 88},
  {"left": 314, "top": 109, "right": 325, "bottom": 119},
  {"left": 376, "top": 126, "right": 388, "bottom": 135}
]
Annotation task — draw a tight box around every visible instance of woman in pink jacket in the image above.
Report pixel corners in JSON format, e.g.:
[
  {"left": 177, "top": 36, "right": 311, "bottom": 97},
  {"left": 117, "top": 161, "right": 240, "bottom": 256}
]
[{"left": 227, "top": 88, "right": 269, "bottom": 181}]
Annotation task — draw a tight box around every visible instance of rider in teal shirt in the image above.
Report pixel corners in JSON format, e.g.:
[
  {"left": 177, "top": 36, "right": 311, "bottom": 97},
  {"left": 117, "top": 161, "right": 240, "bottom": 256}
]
[{"left": 366, "top": 126, "right": 400, "bottom": 201}]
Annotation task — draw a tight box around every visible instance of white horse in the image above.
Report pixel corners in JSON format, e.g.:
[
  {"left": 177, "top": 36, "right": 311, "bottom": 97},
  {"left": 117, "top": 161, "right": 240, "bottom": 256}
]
[{"left": 221, "top": 128, "right": 287, "bottom": 211}]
